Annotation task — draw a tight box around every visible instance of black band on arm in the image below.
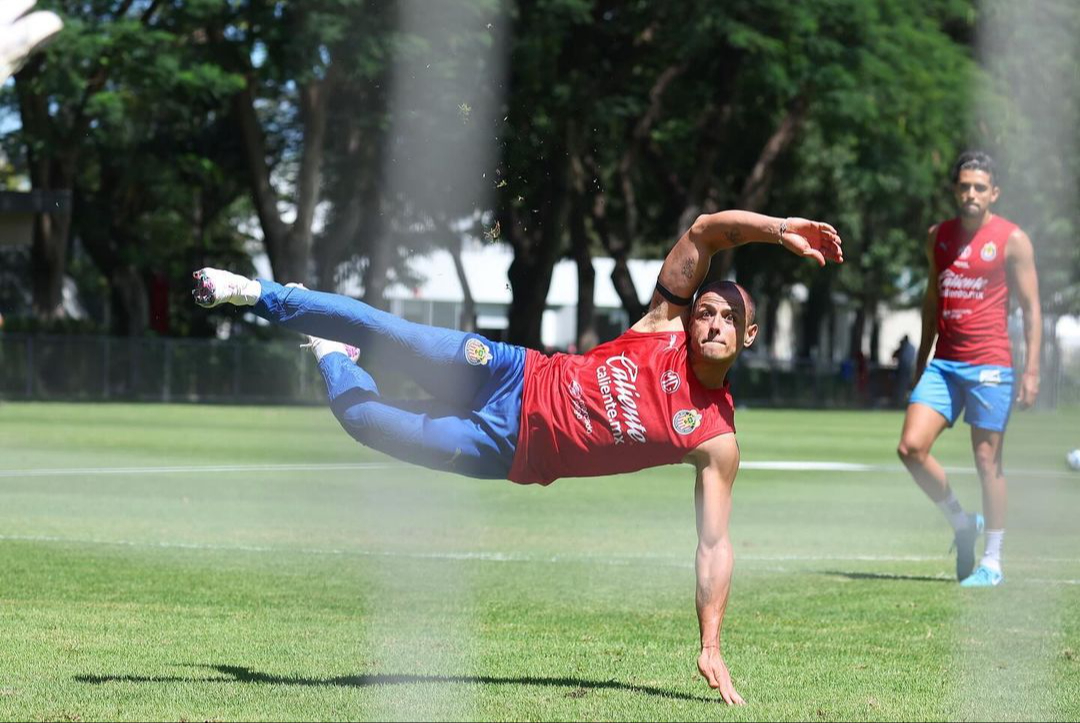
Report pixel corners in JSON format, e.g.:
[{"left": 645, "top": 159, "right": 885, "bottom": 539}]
[{"left": 655, "top": 280, "right": 695, "bottom": 306}]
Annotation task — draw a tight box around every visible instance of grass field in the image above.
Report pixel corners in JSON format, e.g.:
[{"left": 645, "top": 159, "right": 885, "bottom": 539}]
[{"left": 1, "top": 401, "right": 1079, "bottom": 722}]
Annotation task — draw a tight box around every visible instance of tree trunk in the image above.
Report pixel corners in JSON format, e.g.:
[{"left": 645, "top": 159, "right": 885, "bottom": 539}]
[
  {"left": 869, "top": 305, "right": 882, "bottom": 366},
  {"left": 567, "top": 129, "right": 596, "bottom": 351},
  {"left": 571, "top": 223, "right": 597, "bottom": 352},
  {"left": 799, "top": 275, "right": 831, "bottom": 362},
  {"left": 762, "top": 288, "right": 780, "bottom": 358},
  {"left": 505, "top": 140, "right": 569, "bottom": 348},
  {"left": 233, "top": 64, "right": 335, "bottom": 286},
  {"left": 15, "top": 2, "right": 164, "bottom": 322},
  {"left": 585, "top": 157, "right": 646, "bottom": 324},
  {"left": 18, "top": 75, "right": 77, "bottom": 321},
  {"left": 850, "top": 303, "right": 866, "bottom": 360},
  {"left": 314, "top": 117, "right": 381, "bottom": 290},
  {"left": 507, "top": 237, "right": 560, "bottom": 350},
  {"left": 29, "top": 202, "right": 72, "bottom": 320},
  {"left": 363, "top": 232, "right": 392, "bottom": 310},
  {"left": 449, "top": 237, "right": 476, "bottom": 333},
  {"left": 708, "top": 96, "right": 808, "bottom": 284},
  {"left": 599, "top": 66, "right": 685, "bottom": 323},
  {"left": 109, "top": 265, "right": 150, "bottom": 337}
]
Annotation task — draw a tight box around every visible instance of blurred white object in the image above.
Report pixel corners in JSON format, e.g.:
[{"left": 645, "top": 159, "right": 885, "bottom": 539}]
[
  {"left": 0, "top": 0, "right": 63, "bottom": 84},
  {"left": 1067, "top": 449, "right": 1080, "bottom": 472}
]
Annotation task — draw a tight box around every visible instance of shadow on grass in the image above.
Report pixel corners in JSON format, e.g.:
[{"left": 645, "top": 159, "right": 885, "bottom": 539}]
[
  {"left": 821, "top": 570, "right": 954, "bottom": 584},
  {"left": 77, "top": 665, "right": 719, "bottom": 704}
]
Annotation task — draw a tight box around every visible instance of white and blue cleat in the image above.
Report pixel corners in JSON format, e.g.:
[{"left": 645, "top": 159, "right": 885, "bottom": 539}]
[{"left": 960, "top": 564, "right": 1003, "bottom": 588}]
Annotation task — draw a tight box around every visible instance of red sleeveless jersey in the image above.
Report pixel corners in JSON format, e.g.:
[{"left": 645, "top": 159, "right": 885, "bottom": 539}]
[
  {"left": 932, "top": 215, "right": 1016, "bottom": 367},
  {"left": 508, "top": 329, "right": 736, "bottom": 486}
]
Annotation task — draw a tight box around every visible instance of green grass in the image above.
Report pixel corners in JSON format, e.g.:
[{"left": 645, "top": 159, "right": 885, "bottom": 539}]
[{"left": 1, "top": 401, "right": 1079, "bottom": 721}]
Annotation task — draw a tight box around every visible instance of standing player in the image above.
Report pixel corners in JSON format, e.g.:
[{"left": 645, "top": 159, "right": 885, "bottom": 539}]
[
  {"left": 193, "top": 209, "right": 843, "bottom": 703},
  {"left": 897, "top": 151, "right": 1042, "bottom": 587}
]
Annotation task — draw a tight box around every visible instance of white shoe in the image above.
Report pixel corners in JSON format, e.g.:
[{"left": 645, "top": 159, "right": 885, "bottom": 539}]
[
  {"left": 192, "top": 268, "right": 260, "bottom": 308},
  {"left": 285, "top": 283, "right": 360, "bottom": 362},
  {"left": 300, "top": 336, "right": 361, "bottom": 363}
]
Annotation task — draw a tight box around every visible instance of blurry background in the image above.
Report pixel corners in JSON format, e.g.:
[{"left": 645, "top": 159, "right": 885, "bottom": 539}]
[{"left": 0, "top": 0, "right": 1077, "bottom": 409}]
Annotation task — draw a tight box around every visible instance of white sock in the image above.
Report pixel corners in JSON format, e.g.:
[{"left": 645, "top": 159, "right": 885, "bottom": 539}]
[
  {"left": 980, "top": 530, "right": 1004, "bottom": 572},
  {"left": 236, "top": 278, "right": 262, "bottom": 306},
  {"left": 306, "top": 337, "right": 349, "bottom": 361},
  {"left": 936, "top": 491, "right": 968, "bottom": 531}
]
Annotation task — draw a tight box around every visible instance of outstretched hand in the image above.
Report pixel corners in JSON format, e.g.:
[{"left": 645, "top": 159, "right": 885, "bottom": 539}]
[
  {"left": 779, "top": 218, "right": 844, "bottom": 267},
  {"left": 697, "top": 647, "right": 746, "bottom": 705},
  {"left": 0, "top": 0, "right": 63, "bottom": 84}
]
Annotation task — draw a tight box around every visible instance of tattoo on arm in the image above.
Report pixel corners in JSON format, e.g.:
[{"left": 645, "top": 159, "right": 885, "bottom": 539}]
[
  {"left": 725, "top": 228, "right": 742, "bottom": 246},
  {"left": 681, "top": 258, "right": 695, "bottom": 280}
]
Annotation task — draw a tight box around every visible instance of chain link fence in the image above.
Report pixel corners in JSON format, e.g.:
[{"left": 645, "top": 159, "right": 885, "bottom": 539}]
[
  {"left": 1, "top": 333, "right": 1077, "bottom": 408},
  {"left": 0, "top": 334, "right": 327, "bottom": 404}
]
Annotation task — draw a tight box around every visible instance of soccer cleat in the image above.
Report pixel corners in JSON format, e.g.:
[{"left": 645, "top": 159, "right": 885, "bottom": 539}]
[
  {"left": 285, "top": 284, "right": 360, "bottom": 362},
  {"left": 300, "top": 335, "right": 360, "bottom": 363},
  {"left": 959, "top": 564, "right": 1003, "bottom": 588},
  {"left": 950, "top": 512, "right": 985, "bottom": 581},
  {"left": 192, "top": 268, "right": 260, "bottom": 308}
]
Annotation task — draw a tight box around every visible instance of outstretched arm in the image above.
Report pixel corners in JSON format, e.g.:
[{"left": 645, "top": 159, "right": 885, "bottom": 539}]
[
  {"left": 689, "top": 433, "right": 745, "bottom": 705},
  {"left": 633, "top": 211, "right": 842, "bottom": 332},
  {"left": 1007, "top": 228, "right": 1041, "bottom": 408}
]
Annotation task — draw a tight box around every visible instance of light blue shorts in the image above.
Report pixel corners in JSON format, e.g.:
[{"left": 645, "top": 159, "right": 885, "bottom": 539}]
[{"left": 909, "top": 359, "right": 1014, "bottom": 432}]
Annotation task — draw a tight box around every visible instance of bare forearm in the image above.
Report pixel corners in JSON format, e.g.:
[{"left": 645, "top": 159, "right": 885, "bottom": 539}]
[
  {"left": 646, "top": 212, "right": 839, "bottom": 317},
  {"left": 689, "top": 211, "right": 785, "bottom": 254},
  {"left": 696, "top": 539, "right": 734, "bottom": 649},
  {"left": 653, "top": 213, "right": 777, "bottom": 301},
  {"left": 1023, "top": 304, "right": 1042, "bottom": 376}
]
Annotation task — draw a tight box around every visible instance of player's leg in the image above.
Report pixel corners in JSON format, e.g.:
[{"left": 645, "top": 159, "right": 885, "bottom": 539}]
[
  {"left": 193, "top": 270, "right": 516, "bottom": 408},
  {"left": 317, "top": 351, "right": 517, "bottom": 479},
  {"left": 899, "top": 360, "right": 982, "bottom": 579},
  {"left": 899, "top": 360, "right": 965, "bottom": 508},
  {"left": 959, "top": 366, "right": 1014, "bottom": 587},
  {"left": 970, "top": 428, "right": 1006, "bottom": 530},
  {"left": 897, "top": 402, "right": 952, "bottom": 502}
]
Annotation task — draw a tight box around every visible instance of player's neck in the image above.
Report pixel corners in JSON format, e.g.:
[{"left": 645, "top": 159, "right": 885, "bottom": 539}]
[
  {"left": 960, "top": 211, "right": 994, "bottom": 234},
  {"left": 690, "top": 358, "right": 732, "bottom": 389}
]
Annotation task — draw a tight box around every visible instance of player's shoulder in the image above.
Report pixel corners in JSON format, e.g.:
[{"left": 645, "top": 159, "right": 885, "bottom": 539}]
[
  {"left": 630, "top": 307, "right": 689, "bottom": 335},
  {"left": 685, "top": 432, "right": 739, "bottom": 471},
  {"left": 928, "top": 217, "right": 956, "bottom": 242},
  {"left": 926, "top": 221, "right": 944, "bottom": 249},
  {"left": 1004, "top": 223, "right": 1034, "bottom": 256}
]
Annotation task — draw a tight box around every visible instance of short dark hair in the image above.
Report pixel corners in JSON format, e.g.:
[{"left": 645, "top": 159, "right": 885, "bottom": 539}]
[
  {"left": 695, "top": 280, "right": 756, "bottom": 326},
  {"left": 950, "top": 150, "right": 996, "bottom": 185}
]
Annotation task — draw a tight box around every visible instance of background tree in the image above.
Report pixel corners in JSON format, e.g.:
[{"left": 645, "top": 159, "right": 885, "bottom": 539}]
[
  {"left": 4, "top": 0, "right": 1075, "bottom": 364},
  {"left": 4, "top": 0, "right": 248, "bottom": 334},
  {"left": 8, "top": 0, "right": 169, "bottom": 322}
]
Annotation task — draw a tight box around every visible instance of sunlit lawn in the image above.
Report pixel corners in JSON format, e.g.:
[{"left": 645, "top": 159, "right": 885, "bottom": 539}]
[{"left": 1, "top": 402, "right": 1078, "bottom": 721}]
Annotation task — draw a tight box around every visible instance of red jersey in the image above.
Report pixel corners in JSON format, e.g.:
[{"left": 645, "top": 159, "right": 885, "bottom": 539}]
[
  {"left": 508, "top": 329, "right": 736, "bottom": 486},
  {"left": 933, "top": 215, "right": 1016, "bottom": 368}
]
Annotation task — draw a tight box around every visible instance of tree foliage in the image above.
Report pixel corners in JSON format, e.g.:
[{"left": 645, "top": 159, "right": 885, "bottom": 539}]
[{"left": 1, "top": 0, "right": 1076, "bottom": 351}]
